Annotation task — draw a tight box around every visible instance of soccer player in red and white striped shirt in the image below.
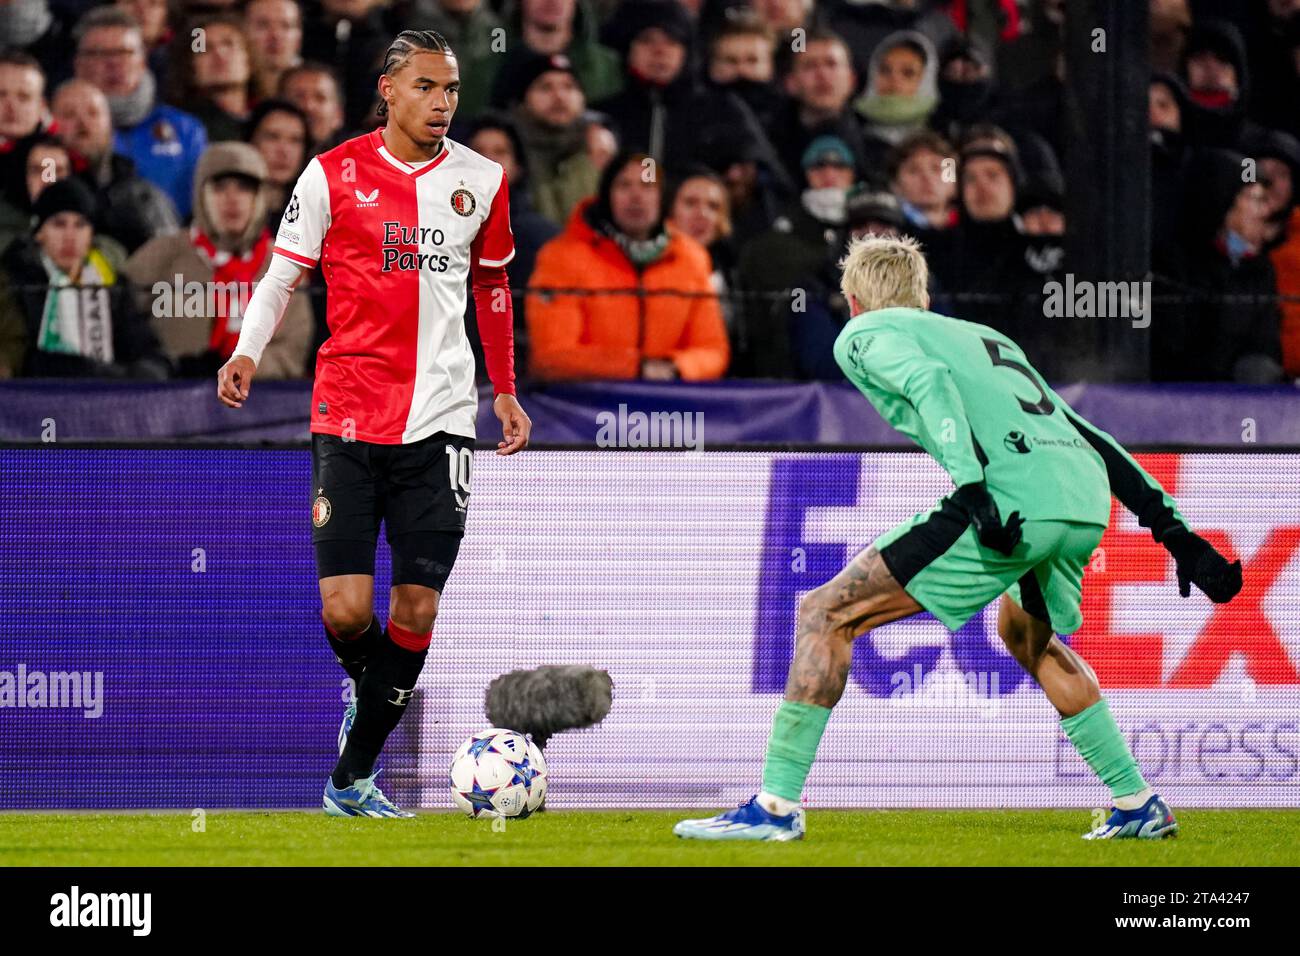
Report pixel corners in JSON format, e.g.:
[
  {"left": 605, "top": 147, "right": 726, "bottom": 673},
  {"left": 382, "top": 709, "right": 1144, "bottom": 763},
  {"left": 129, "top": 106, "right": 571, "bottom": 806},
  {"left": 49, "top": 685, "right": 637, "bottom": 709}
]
[{"left": 217, "top": 30, "right": 531, "bottom": 817}]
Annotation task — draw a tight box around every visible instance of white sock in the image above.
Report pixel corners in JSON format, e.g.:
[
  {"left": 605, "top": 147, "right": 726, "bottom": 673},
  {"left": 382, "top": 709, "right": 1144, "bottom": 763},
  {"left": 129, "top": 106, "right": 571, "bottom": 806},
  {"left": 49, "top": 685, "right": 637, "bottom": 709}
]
[
  {"left": 757, "top": 790, "right": 799, "bottom": 816},
  {"left": 1113, "top": 787, "right": 1155, "bottom": 811}
]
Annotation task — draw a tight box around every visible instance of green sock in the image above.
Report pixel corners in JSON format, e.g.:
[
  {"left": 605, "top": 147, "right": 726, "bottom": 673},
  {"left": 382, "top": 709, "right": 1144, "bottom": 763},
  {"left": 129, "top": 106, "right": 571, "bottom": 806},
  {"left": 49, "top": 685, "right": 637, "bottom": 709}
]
[
  {"left": 1060, "top": 698, "right": 1148, "bottom": 800},
  {"left": 761, "top": 700, "right": 833, "bottom": 802}
]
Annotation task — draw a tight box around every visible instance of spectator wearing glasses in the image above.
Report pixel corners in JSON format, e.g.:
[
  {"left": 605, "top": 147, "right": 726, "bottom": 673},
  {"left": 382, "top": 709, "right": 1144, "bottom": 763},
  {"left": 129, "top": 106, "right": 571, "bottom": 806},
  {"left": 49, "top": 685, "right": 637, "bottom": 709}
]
[
  {"left": 116, "top": 0, "right": 174, "bottom": 88},
  {"left": 73, "top": 6, "right": 208, "bottom": 220}
]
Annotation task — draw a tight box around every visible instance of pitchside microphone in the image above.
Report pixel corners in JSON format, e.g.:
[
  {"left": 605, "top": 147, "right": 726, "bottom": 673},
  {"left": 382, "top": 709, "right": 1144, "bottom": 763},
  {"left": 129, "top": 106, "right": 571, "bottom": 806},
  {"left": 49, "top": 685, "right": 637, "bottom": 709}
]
[{"left": 485, "top": 665, "right": 613, "bottom": 749}]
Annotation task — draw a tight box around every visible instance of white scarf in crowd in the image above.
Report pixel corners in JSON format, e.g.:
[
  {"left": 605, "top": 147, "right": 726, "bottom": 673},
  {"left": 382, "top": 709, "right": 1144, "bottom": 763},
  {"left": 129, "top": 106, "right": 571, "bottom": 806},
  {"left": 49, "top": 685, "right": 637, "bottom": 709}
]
[{"left": 36, "top": 248, "right": 116, "bottom": 365}]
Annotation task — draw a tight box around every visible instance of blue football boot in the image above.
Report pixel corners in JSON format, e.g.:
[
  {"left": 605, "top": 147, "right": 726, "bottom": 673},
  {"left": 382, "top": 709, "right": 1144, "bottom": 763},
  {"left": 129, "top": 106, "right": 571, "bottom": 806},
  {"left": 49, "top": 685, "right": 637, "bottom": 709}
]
[
  {"left": 1082, "top": 793, "right": 1179, "bottom": 840},
  {"left": 673, "top": 795, "right": 805, "bottom": 841},
  {"left": 322, "top": 770, "right": 414, "bottom": 818}
]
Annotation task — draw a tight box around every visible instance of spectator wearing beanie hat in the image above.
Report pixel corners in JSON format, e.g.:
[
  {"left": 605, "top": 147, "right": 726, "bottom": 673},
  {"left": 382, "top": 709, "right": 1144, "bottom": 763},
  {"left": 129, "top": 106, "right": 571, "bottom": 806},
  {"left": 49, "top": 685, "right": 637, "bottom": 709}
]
[
  {"left": 691, "top": 116, "right": 794, "bottom": 240},
  {"left": 0, "top": 177, "right": 168, "bottom": 378},
  {"left": 1014, "top": 131, "right": 1066, "bottom": 239},
  {"left": 488, "top": 0, "right": 623, "bottom": 113},
  {"left": 498, "top": 51, "right": 607, "bottom": 227},
  {"left": 1016, "top": 164, "right": 1065, "bottom": 285},
  {"left": 1179, "top": 18, "right": 1264, "bottom": 149},
  {"left": 1015, "top": 148, "right": 1067, "bottom": 326},
  {"left": 786, "top": 186, "right": 944, "bottom": 383},
  {"left": 1244, "top": 128, "right": 1300, "bottom": 252},
  {"left": 591, "top": 0, "right": 783, "bottom": 187},
  {"left": 958, "top": 140, "right": 1023, "bottom": 223},
  {"left": 930, "top": 37, "right": 998, "bottom": 146},
  {"left": 732, "top": 134, "right": 859, "bottom": 378},
  {"left": 846, "top": 187, "right": 908, "bottom": 237},
  {"left": 926, "top": 136, "right": 1053, "bottom": 368}
]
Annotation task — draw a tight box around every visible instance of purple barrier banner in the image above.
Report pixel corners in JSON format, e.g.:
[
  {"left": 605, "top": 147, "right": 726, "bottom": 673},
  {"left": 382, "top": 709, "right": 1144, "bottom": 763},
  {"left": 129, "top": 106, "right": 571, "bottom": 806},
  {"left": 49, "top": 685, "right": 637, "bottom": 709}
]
[
  {"left": 1, "top": 380, "right": 1299, "bottom": 446},
  {"left": 2, "top": 447, "right": 1298, "bottom": 810}
]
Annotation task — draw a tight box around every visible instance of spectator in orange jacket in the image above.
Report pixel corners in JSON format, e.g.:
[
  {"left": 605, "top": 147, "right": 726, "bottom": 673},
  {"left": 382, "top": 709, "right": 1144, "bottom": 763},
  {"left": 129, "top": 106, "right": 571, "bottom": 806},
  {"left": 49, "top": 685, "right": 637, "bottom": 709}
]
[{"left": 525, "top": 150, "right": 729, "bottom": 381}]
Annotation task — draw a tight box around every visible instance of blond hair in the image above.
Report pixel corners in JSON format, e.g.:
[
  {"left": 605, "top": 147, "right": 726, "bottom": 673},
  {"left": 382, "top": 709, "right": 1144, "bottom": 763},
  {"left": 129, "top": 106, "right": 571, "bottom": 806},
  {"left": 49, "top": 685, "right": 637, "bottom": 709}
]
[{"left": 838, "top": 233, "right": 929, "bottom": 314}]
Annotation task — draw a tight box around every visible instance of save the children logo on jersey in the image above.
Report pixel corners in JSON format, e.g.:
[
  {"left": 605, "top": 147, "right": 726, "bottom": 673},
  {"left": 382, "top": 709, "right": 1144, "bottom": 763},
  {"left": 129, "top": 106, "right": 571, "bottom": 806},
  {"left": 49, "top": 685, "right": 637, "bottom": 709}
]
[
  {"left": 450, "top": 186, "right": 476, "bottom": 217},
  {"left": 1004, "top": 430, "right": 1031, "bottom": 454}
]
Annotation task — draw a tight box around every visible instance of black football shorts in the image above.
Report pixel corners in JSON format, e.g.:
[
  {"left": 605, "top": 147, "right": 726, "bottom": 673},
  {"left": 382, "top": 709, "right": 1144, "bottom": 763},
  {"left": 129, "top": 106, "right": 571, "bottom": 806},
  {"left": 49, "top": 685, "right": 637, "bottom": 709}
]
[{"left": 310, "top": 430, "right": 472, "bottom": 591}]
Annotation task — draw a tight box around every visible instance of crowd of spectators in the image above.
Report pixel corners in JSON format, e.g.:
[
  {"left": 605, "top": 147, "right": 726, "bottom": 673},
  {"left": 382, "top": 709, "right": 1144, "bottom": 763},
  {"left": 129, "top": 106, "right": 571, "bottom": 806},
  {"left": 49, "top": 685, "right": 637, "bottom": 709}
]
[{"left": 0, "top": 0, "right": 1298, "bottom": 385}]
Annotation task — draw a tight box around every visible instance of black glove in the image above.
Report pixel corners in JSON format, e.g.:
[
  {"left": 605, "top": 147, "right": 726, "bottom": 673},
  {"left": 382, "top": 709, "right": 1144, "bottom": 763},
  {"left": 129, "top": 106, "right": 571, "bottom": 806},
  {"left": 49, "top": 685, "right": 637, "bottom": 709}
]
[
  {"left": 950, "top": 482, "right": 1024, "bottom": 556},
  {"left": 1163, "top": 529, "right": 1242, "bottom": 602}
]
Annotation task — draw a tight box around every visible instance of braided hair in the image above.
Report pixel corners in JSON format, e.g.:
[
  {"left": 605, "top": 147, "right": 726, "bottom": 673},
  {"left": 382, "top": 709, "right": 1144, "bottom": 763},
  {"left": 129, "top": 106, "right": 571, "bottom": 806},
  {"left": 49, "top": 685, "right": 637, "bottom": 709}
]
[{"left": 377, "top": 30, "right": 457, "bottom": 118}]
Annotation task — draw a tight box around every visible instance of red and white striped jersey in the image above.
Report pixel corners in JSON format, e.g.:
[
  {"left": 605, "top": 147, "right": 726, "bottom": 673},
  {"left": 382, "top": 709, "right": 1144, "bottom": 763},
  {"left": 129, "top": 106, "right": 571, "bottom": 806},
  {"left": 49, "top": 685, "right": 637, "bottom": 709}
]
[{"left": 275, "top": 129, "right": 515, "bottom": 444}]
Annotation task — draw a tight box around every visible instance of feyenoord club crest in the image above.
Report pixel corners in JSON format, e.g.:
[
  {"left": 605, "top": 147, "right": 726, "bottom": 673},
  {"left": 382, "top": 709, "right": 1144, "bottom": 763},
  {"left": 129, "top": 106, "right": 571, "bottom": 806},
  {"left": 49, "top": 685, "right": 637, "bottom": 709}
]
[
  {"left": 450, "top": 186, "right": 476, "bottom": 217},
  {"left": 312, "top": 492, "right": 332, "bottom": 528}
]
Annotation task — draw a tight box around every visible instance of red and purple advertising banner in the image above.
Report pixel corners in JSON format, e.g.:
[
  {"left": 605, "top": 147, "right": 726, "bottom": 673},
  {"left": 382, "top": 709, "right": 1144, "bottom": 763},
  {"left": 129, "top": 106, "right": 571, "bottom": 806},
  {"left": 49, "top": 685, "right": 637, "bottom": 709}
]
[{"left": 1, "top": 449, "right": 1296, "bottom": 809}]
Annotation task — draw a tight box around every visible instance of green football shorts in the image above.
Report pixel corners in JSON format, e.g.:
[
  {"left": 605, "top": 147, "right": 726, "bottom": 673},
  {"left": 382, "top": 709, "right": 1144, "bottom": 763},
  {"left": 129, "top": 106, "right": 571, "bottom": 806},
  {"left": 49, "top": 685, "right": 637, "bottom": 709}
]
[{"left": 873, "top": 497, "right": 1106, "bottom": 634}]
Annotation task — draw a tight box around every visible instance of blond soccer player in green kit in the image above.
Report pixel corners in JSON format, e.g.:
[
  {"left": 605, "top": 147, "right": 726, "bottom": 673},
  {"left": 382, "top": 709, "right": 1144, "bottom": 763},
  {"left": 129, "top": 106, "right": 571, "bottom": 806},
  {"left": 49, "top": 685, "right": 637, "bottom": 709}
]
[{"left": 675, "top": 235, "right": 1243, "bottom": 842}]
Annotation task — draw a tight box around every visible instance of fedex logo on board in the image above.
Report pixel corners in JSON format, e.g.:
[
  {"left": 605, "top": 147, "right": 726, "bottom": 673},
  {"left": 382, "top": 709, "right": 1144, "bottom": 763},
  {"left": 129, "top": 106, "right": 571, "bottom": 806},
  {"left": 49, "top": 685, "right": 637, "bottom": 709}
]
[{"left": 751, "top": 455, "right": 1300, "bottom": 695}]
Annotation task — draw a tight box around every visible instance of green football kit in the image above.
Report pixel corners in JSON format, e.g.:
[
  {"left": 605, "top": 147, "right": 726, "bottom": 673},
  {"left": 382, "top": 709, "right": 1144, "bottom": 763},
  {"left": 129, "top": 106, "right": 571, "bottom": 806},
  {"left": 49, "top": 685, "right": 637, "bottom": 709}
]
[
  {"left": 679, "top": 306, "right": 1235, "bottom": 833},
  {"left": 832, "top": 307, "right": 1188, "bottom": 634}
]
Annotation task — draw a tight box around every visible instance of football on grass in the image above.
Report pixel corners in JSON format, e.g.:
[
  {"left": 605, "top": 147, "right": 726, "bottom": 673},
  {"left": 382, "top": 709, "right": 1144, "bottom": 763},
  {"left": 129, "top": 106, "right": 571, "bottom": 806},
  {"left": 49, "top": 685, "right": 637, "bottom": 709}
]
[{"left": 449, "top": 728, "right": 547, "bottom": 819}]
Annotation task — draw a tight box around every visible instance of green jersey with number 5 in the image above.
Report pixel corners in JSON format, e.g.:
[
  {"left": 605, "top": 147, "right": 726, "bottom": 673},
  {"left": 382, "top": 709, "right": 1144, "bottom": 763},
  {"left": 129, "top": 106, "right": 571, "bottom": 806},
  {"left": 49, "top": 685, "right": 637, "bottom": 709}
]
[{"left": 833, "top": 307, "right": 1120, "bottom": 527}]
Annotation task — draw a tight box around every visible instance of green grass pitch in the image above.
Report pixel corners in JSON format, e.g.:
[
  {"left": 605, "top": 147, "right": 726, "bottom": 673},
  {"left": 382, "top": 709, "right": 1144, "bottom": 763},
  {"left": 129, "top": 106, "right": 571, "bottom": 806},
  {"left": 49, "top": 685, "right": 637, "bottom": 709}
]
[{"left": 3, "top": 809, "right": 1299, "bottom": 866}]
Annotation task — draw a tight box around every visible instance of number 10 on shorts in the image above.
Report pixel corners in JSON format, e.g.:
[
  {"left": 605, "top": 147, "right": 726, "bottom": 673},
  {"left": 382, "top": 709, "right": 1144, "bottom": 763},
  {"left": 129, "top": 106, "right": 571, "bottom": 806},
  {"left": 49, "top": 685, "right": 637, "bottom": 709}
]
[{"left": 446, "top": 445, "right": 472, "bottom": 510}]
